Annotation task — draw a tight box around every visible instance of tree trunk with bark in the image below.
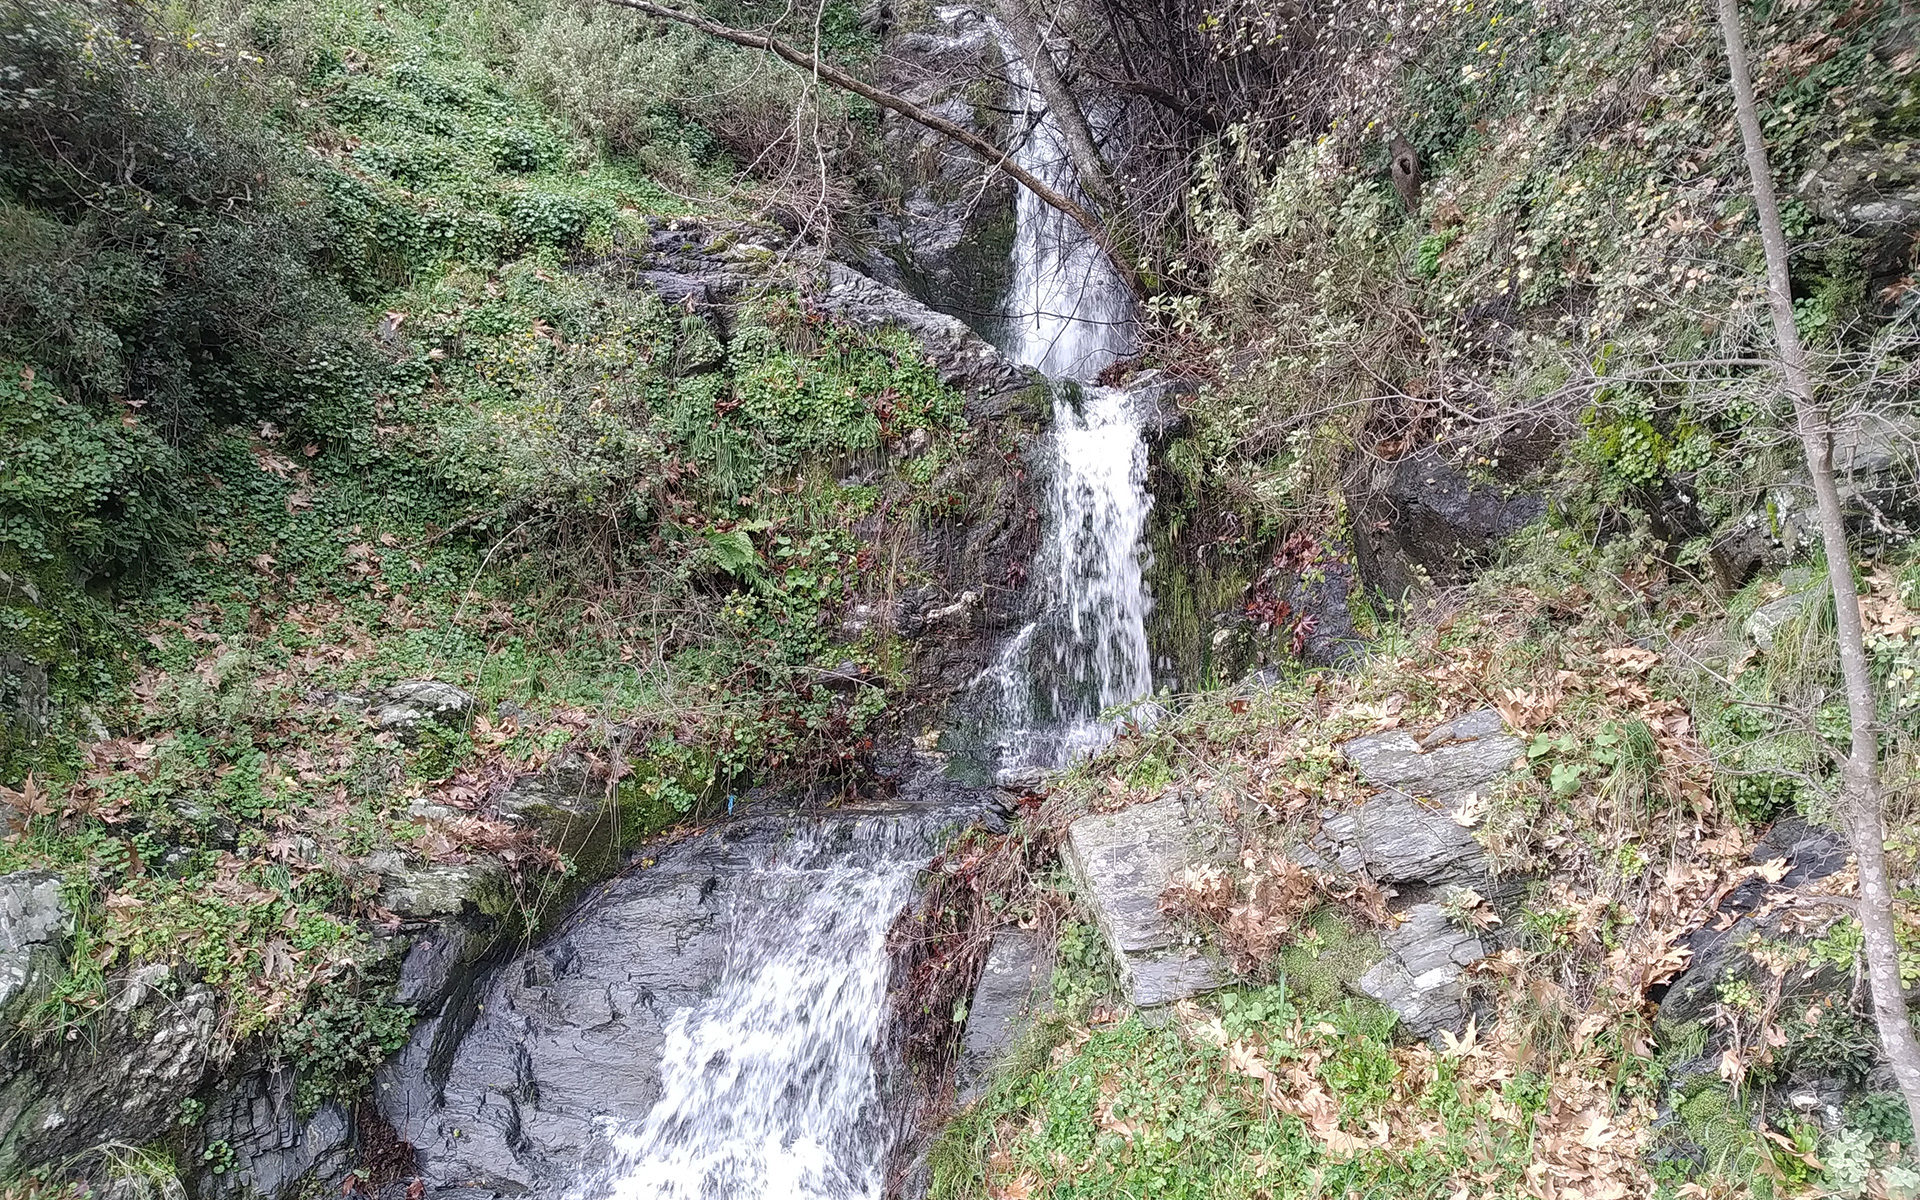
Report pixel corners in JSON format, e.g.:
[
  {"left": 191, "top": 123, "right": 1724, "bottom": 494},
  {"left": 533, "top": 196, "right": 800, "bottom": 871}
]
[
  {"left": 987, "top": 0, "right": 1118, "bottom": 213},
  {"left": 1716, "top": 0, "right": 1920, "bottom": 1136}
]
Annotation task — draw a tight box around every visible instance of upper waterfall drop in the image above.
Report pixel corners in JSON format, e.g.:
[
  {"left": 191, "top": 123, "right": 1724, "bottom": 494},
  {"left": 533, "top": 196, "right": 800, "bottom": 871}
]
[
  {"left": 982, "top": 24, "right": 1155, "bottom": 777},
  {"left": 999, "top": 36, "right": 1133, "bottom": 379}
]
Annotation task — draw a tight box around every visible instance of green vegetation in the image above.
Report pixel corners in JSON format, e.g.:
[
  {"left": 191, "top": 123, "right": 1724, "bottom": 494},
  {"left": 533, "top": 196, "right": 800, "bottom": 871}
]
[{"left": 0, "top": 0, "right": 975, "bottom": 1118}]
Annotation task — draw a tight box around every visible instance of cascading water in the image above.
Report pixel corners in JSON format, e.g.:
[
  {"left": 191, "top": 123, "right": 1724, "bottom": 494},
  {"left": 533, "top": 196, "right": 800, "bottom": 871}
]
[
  {"left": 984, "top": 28, "right": 1154, "bottom": 777},
  {"left": 586, "top": 819, "right": 935, "bottom": 1200},
  {"left": 586, "top": 20, "right": 1151, "bottom": 1198}
]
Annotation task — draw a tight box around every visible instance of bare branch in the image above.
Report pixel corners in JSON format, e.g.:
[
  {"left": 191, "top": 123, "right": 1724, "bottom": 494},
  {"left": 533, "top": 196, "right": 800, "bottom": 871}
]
[{"left": 601, "top": 0, "right": 1142, "bottom": 296}]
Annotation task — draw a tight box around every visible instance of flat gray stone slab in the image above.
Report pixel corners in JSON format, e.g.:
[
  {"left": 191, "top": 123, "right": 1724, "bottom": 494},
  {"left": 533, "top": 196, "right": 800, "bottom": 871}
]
[
  {"left": 1322, "top": 709, "right": 1520, "bottom": 887},
  {"left": 1358, "top": 902, "right": 1485, "bottom": 1037},
  {"left": 958, "top": 930, "right": 1051, "bottom": 1102},
  {"left": 1320, "top": 790, "right": 1487, "bottom": 887},
  {"left": 1340, "top": 709, "right": 1521, "bottom": 805},
  {"left": 1064, "top": 794, "right": 1225, "bottom": 1008}
]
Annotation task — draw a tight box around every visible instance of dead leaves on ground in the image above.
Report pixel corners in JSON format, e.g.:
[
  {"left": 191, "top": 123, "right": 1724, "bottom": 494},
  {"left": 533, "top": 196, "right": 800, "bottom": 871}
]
[{"left": 1173, "top": 1001, "right": 1653, "bottom": 1199}]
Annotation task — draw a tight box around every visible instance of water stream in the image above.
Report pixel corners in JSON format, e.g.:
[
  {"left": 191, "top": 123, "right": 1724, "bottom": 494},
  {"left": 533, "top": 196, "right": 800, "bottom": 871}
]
[
  {"left": 590, "top": 25, "right": 1151, "bottom": 1198},
  {"left": 983, "top": 29, "right": 1153, "bottom": 779},
  {"left": 587, "top": 820, "right": 933, "bottom": 1200}
]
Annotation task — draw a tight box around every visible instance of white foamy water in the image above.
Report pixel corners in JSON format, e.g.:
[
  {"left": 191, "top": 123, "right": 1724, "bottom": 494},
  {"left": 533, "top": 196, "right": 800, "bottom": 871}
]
[
  {"left": 1000, "top": 27, "right": 1133, "bottom": 378},
  {"left": 985, "top": 385, "right": 1153, "bottom": 774},
  {"left": 983, "top": 22, "right": 1152, "bottom": 777},
  {"left": 588, "top": 821, "right": 933, "bottom": 1200}
]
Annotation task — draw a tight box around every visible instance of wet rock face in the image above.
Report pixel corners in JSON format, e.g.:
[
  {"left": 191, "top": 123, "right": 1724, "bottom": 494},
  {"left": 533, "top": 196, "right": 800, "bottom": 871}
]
[
  {"left": 1348, "top": 448, "right": 1546, "bottom": 599},
  {"left": 957, "top": 929, "right": 1052, "bottom": 1102},
  {"left": 376, "top": 823, "right": 745, "bottom": 1195},
  {"left": 1063, "top": 793, "right": 1229, "bottom": 1008}
]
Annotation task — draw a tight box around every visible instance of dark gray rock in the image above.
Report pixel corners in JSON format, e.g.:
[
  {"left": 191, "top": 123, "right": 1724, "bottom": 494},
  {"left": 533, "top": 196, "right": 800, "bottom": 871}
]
[
  {"left": 371, "top": 681, "right": 476, "bottom": 735},
  {"left": 395, "top": 917, "right": 498, "bottom": 1016},
  {"left": 0, "top": 654, "right": 49, "bottom": 741},
  {"left": 1357, "top": 903, "right": 1486, "bottom": 1037},
  {"left": 195, "top": 1071, "right": 351, "bottom": 1200},
  {"left": 1319, "top": 790, "right": 1488, "bottom": 889},
  {"left": 1658, "top": 816, "right": 1852, "bottom": 1034},
  {"left": 1062, "top": 794, "right": 1228, "bottom": 1007},
  {"left": 1319, "top": 710, "right": 1518, "bottom": 888},
  {"left": 1349, "top": 447, "right": 1547, "bottom": 598},
  {"left": 860, "top": 5, "right": 1017, "bottom": 340},
  {"left": 957, "top": 929, "right": 1051, "bottom": 1103},
  {"left": 1799, "top": 145, "right": 1920, "bottom": 276}
]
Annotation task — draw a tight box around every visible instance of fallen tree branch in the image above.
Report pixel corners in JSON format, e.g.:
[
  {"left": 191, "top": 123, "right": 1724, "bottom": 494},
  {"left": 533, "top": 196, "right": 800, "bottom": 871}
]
[{"left": 602, "top": 0, "right": 1142, "bottom": 297}]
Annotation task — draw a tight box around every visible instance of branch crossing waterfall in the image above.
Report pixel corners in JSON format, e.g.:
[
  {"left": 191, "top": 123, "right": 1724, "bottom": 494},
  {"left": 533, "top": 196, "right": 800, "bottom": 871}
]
[
  {"left": 983, "top": 23, "right": 1152, "bottom": 778},
  {"left": 580, "top": 23, "right": 1147, "bottom": 1200},
  {"left": 585, "top": 819, "right": 936, "bottom": 1200}
]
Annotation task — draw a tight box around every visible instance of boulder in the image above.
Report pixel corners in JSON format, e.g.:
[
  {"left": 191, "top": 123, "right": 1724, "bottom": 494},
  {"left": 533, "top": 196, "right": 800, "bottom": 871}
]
[
  {"left": 1319, "top": 710, "right": 1518, "bottom": 888},
  {"left": 957, "top": 929, "right": 1051, "bottom": 1103},
  {"left": 818, "top": 262, "right": 1029, "bottom": 401},
  {"left": 371, "top": 681, "right": 475, "bottom": 736},
  {"left": 377, "top": 861, "right": 508, "bottom": 921},
  {"left": 1747, "top": 588, "right": 1815, "bottom": 652},
  {"left": 0, "top": 871, "right": 69, "bottom": 1023},
  {"left": 194, "top": 1071, "right": 351, "bottom": 1200},
  {"left": 1349, "top": 448, "right": 1547, "bottom": 599},
  {"left": 1799, "top": 145, "right": 1920, "bottom": 277},
  {"left": 1357, "top": 903, "right": 1486, "bottom": 1037},
  {"left": 1062, "top": 793, "right": 1228, "bottom": 1008},
  {"left": 1, "top": 870, "right": 69, "bottom": 952},
  {"left": 0, "top": 977, "right": 219, "bottom": 1178}
]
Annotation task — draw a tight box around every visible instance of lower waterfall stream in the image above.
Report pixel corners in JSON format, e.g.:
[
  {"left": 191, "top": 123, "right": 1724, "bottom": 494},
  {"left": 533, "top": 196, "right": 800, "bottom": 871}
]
[
  {"left": 592, "top": 26, "right": 1151, "bottom": 1198},
  {"left": 590, "top": 821, "right": 934, "bottom": 1200}
]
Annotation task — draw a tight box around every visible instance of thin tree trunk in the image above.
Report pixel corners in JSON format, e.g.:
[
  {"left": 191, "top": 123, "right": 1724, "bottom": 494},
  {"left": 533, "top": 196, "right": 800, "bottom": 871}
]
[
  {"left": 603, "top": 0, "right": 1142, "bottom": 297},
  {"left": 1716, "top": 0, "right": 1920, "bottom": 1135},
  {"left": 988, "top": 0, "right": 1118, "bottom": 212}
]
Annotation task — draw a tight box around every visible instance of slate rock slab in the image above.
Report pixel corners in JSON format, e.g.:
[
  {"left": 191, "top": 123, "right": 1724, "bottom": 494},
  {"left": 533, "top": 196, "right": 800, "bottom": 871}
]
[
  {"left": 957, "top": 929, "right": 1051, "bottom": 1103},
  {"left": 1321, "top": 709, "right": 1519, "bottom": 888},
  {"left": 1064, "top": 793, "right": 1226, "bottom": 1008},
  {"left": 1357, "top": 903, "right": 1486, "bottom": 1037},
  {"left": 1340, "top": 709, "right": 1521, "bottom": 805},
  {"left": 371, "top": 681, "right": 476, "bottom": 735}
]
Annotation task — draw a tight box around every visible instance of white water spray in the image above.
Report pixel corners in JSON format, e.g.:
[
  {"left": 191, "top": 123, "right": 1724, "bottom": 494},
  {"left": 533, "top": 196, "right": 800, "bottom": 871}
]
[
  {"left": 984, "top": 25, "right": 1154, "bottom": 776},
  {"left": 589, "top": 821, "right": 932, "bottom": 1200}
]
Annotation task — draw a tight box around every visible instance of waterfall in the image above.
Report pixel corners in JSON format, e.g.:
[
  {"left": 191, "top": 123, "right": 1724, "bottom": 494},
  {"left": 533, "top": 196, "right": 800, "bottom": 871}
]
[
  {"left": 586, "top": 820, "right": 934, "bottom": 1200},
  {"left": 587, "top": 21, "right": 1151, "bottom": 1198},
  {"left": 984, "top": 26, "right": 1153, "bottom": 778}
]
